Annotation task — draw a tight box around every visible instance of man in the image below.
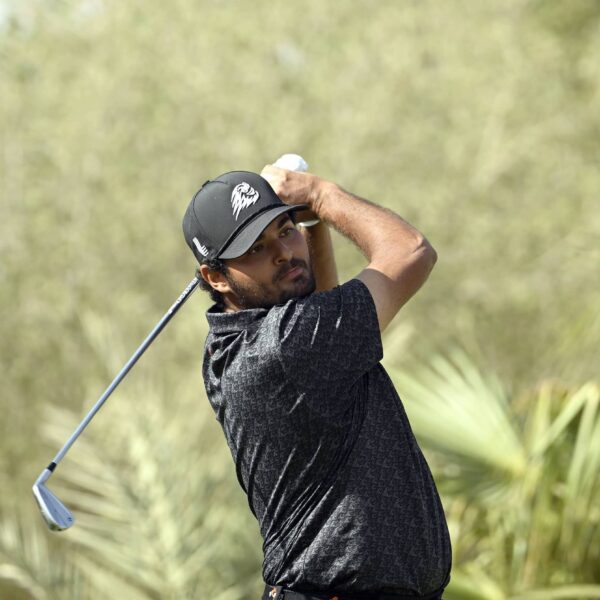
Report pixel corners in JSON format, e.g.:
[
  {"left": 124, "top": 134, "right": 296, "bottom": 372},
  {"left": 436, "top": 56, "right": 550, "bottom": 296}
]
[{"left": 182, "top": 165, "right": 451, "bottom": 600}]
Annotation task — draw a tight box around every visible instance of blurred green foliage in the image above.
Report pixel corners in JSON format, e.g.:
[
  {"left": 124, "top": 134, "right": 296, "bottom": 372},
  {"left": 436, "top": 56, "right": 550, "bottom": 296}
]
[
  {"left": 1, "top": 0, "right": 599, "bottom": 598},
  {"left": 390, "top": 355, "right": 600, "bottom": 598}
]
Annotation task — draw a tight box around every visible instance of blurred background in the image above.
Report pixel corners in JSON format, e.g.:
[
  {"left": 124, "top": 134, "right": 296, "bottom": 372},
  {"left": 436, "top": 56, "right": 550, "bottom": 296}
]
[{"left": 1, "top": 0, "right": 599, "bottom": 598}]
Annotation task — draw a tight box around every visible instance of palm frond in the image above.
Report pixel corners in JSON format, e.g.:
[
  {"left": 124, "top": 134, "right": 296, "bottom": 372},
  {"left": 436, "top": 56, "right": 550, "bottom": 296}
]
[
  {"left": 389, "top": 351, "right": 600, "bottom": 594},
  {"left": 389, "top": 349, "right": 526, "bottom": 484},
  {"left": 0, "top": 511, "right": 85, "bottom": 600}
]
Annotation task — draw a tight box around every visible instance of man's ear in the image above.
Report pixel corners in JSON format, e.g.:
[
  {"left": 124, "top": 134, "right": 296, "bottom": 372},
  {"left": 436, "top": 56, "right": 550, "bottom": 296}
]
[{"left": 198, "top": 264, "right": 232, "bottom": 293}]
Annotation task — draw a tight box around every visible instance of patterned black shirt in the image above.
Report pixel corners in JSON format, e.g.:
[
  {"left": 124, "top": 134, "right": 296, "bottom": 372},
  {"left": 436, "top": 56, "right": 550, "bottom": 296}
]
[{"left": 203, "top": 279, "right": 452, "bottom": 596}]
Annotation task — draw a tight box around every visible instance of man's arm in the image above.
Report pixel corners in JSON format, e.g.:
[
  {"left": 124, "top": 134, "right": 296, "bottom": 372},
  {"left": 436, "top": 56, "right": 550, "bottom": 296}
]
[
  {"left": 261, "top": 166, "right": 437, "bottom": 332},
  {"left": 299, "top": 221, "right": 339, "bottom": 292}
]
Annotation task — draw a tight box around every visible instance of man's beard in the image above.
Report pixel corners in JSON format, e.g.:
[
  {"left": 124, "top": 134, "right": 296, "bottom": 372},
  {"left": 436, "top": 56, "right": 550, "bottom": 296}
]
[{"left": 225, "top": 258, "right": 316, "bottom": 310}]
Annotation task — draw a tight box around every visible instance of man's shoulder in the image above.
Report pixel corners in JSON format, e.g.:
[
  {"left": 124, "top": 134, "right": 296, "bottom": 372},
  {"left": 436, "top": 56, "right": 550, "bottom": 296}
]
[{"left": 266, "top": 278, "right": 371, "bottom": 323}]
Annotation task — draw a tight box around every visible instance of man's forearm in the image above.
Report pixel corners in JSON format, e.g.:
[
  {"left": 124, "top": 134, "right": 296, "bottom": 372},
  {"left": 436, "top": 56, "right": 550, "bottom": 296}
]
[
  {"left": 300, "top": 222, "right": 339, "bottom": 292},
  {"left": 311, "top": 181, "right": 431, "bottom": 266}
]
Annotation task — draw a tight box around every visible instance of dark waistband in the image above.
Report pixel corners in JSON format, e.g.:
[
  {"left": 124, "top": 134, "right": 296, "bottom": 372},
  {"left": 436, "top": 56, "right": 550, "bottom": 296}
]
[{"left": 262, "top": 584, "right": 444, "bottom": 600}]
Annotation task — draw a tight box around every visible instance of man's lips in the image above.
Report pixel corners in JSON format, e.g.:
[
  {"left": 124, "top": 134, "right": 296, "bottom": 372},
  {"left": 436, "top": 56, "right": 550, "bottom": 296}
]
[{"left": 279, "top": 266, "right": 303, "bottom": 281}]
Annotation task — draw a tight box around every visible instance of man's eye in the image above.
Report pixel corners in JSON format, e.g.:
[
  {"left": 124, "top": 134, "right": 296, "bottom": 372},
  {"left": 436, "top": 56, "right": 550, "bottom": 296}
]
[
  {"left": 249, "top": 244, "right": 263, "bottom": 254},
  {"left": 281, "top": 227, "right": 294, "bottom": 237}
]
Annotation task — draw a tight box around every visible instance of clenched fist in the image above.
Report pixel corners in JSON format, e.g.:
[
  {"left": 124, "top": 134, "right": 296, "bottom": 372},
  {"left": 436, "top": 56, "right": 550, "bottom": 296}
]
[{"left": 261, "top": 165, "right": 321, "bottom": 221}]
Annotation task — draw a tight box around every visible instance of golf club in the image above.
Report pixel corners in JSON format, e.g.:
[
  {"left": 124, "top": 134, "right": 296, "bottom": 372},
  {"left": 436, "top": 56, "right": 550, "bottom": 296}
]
[{"left": 33, "top": 275, "right": 200, "bottom": 531}]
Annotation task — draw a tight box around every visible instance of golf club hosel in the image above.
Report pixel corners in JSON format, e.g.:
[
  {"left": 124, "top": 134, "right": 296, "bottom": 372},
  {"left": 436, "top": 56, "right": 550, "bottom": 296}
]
[{"left": 35, "top": 468, "right": 52, "bottom": 486}]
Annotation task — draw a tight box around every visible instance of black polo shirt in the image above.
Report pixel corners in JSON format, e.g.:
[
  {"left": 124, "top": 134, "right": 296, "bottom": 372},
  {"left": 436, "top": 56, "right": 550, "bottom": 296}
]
[{"left": 202, "top": 279, "right": 451, "bottom": 596}]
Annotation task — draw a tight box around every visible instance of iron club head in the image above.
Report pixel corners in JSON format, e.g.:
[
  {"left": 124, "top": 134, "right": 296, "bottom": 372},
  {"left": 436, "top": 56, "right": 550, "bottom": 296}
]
[{"left": 32, "top": 468, "right": 75, "bottom": 531}]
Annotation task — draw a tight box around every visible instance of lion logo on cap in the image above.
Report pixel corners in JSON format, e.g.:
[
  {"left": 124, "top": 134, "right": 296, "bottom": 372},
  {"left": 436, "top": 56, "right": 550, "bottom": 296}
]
[{"left": 231, "top": 182, "right": 260, "bottom": 220}]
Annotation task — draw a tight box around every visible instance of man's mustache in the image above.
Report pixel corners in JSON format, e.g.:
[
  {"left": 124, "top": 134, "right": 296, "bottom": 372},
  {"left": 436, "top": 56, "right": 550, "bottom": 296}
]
[{"left": 274, "top": 258, "right": 308, "bottom": 282}]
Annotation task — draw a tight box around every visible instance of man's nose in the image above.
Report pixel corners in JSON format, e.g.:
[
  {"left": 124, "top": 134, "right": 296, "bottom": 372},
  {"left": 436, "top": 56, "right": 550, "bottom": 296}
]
[{"left": 273, "top": 239, "right": 293, "bottom": 263}]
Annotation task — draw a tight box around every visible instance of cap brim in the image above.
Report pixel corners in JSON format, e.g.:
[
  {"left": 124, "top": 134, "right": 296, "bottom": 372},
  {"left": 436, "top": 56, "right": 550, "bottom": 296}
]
[{"left": 218, "top": 204, "right": 309, "bottom": 259}]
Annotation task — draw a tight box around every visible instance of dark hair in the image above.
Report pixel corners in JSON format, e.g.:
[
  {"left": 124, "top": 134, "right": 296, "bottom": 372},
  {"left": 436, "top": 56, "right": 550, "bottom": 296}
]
[{"left": 196, "top": 257, "right": 228, "bottom": 307}]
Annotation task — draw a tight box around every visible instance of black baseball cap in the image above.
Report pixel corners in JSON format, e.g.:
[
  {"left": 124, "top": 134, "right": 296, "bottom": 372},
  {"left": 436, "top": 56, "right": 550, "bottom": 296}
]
[{"left": 182, "top": 171, "right": 308, "bottom": 262}]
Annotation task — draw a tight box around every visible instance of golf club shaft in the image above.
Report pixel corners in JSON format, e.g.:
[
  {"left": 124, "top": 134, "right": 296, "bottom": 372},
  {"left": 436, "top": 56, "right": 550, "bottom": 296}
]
[{"left": 46, "top": 275, "right": 200, "bottom": 472}]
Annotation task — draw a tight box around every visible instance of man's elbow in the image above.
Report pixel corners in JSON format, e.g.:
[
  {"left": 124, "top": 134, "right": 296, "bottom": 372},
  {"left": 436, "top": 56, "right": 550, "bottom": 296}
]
[
  {"left": 369, "top": 235, "right": 437, "bottom": 292},
  {"left": 399, "top": 237, "right": 437, "bottom": 294},
  {"left": 385, "top": 237, "right": 437, "bottom": 297},
  {"left": 414, "top": 236, "right": 437, "bottom": 275}
]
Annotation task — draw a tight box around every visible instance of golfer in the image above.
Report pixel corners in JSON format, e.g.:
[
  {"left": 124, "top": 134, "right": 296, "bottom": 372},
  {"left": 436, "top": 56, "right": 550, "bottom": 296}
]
[{"left": 182, "top": 164, "right": 451, "bottom": 600}]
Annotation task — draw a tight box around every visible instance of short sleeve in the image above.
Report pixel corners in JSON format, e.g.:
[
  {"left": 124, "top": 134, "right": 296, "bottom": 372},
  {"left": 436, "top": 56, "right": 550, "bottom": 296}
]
[{"left": 275, "top": 278, "right": 383, "bottom": 400}]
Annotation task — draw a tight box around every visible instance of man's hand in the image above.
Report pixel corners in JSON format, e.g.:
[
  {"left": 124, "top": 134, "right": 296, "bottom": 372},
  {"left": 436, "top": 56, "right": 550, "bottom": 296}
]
[{"left": 261, "top": 165, "right": 321, "bottom": 219}]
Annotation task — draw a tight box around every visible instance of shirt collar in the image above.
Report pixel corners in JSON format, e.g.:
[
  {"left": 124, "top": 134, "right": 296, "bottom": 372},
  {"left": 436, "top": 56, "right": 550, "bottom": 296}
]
[{"left": 205, "top": 303, "right": 269, "bottom": 334}]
